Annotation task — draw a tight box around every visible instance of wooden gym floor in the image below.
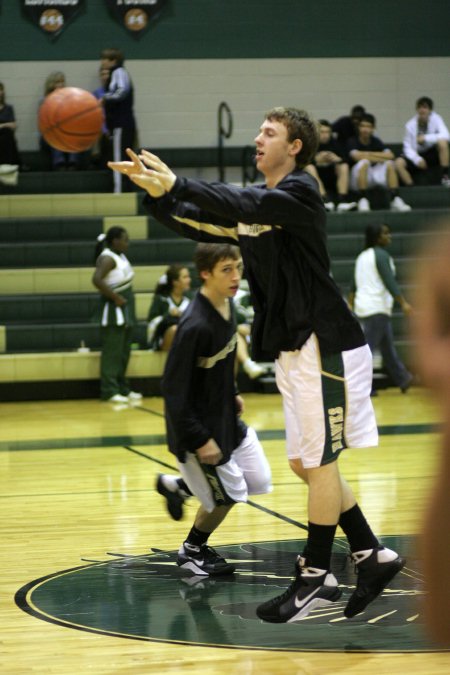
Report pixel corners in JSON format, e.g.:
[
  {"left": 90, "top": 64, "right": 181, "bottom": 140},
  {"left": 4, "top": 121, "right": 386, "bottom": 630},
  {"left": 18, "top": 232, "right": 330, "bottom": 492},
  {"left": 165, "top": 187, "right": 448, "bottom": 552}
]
[{"left": 1, "top": 388, "right": 449, "bottom": 674}]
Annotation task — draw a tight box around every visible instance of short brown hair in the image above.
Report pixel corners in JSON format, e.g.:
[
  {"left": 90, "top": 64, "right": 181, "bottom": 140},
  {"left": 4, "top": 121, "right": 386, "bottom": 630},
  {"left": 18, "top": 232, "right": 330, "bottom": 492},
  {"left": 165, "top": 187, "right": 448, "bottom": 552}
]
[
  {"left": 265, "top": 107, "right": 320, "bottom": 168},
  {"left": 101, "top": 48, "right": 124, "bottom": 66},
  {"left": 194, "top": 243, "right": 240, "bottom": 275}
]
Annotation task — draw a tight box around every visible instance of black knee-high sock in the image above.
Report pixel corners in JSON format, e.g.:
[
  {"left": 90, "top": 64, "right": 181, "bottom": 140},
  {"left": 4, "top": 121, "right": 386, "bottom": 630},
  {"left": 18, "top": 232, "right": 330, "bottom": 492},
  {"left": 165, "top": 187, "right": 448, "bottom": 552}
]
[
  {"left": 185, "top": 525, "right": 210, "bottom": 548},
  {"left": 339, "top": 504, "right": 379, "bottom": 552},
  {"left": 306, "top": 522, "right": 337, "bottom": 570}
]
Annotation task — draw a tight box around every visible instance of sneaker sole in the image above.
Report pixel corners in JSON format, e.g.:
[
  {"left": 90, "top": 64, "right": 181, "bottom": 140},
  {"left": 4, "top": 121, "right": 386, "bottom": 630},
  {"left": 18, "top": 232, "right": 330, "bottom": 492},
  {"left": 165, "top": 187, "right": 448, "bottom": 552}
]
[
  {"left": 287, "top": 587, "right": 343, "bottom": 622},
  {"left": 257, "top": 586, "right": 342, "bottom": 623},
  {"left": 344, "top": 557, "right": 406, "bottom": 618},
  {"left": 177, "top": 559, "right": 236, "bottom": 576}
]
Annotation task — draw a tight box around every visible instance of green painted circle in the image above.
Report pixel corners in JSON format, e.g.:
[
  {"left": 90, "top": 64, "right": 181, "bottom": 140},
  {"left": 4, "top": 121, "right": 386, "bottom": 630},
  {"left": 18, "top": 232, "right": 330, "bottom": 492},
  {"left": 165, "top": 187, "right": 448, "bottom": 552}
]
[{"left": 15, "top": 536, "right": 447, "bottom": 653}]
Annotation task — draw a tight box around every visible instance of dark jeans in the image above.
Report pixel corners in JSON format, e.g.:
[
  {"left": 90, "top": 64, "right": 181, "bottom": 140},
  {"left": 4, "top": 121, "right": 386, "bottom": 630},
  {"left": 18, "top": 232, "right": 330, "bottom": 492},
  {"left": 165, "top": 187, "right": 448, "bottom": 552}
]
[{"left": 360, "top": 313, "right": 411, "bottom": 388}]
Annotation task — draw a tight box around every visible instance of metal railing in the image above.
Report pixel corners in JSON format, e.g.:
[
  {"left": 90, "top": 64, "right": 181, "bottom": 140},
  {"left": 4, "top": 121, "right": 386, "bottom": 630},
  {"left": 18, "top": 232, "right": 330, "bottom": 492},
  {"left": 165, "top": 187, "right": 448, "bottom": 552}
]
[{"left": 217, "top": 101, "right": 233, "bottom": 182}]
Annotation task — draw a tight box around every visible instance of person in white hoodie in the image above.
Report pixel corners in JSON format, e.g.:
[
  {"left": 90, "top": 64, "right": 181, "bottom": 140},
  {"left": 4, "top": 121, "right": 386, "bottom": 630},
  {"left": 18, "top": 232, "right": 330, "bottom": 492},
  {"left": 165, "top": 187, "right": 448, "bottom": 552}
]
[{"left": 396, "top": 97, "right": 450, "bottom": 187}]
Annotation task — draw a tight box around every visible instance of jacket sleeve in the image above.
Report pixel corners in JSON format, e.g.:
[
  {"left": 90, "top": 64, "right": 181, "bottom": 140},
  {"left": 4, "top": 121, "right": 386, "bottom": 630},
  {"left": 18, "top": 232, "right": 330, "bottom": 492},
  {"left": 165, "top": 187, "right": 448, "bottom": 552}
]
[
  {"left": 403, "top": 119, "right": 421, "bottom": 165},
  {"left": 374, "top": 247, "right": 401, "bottom": 298},
  {"left": 424, "top": 113, "right": 450, "bottom": 144},
  {"left": 162, "top": 324, "right": 212, "bottom": 455},
  {"left": 103, "top": 67, "right": 132, "bottom": 103},
  {"left": 144, "top": 192, "right": 240, "bottom": 244}
]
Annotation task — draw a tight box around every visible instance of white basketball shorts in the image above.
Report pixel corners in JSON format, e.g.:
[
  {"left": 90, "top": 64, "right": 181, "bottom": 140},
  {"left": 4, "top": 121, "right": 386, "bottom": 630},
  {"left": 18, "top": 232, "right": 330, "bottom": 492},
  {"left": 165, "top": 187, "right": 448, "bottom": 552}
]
[
  {"left": 275, "top": 334, "right": 378, "bottom": 469},
  {"left": 350, "top": 159, "right": 390, "bottom": 191},
  {"left": 177, "top": 426, "right": 272, "bottom": 513}
]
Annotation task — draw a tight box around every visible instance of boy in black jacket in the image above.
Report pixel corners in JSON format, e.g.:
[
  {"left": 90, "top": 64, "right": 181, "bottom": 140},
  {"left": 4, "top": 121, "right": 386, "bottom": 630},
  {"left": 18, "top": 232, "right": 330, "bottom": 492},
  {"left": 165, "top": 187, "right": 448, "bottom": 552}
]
[
  {"left": 109, "top": 107, "right": 405, "bottom": 621},
  {"left": 158, "top": 243, "right": 271, "bottom": 576}
]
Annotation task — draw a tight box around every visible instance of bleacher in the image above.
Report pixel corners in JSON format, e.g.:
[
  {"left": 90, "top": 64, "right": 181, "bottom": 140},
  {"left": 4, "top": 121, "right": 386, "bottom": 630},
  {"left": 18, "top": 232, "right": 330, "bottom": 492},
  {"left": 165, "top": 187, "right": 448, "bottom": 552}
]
[{"left": 1, "top": 152, "right": 449, "bottom": 401}]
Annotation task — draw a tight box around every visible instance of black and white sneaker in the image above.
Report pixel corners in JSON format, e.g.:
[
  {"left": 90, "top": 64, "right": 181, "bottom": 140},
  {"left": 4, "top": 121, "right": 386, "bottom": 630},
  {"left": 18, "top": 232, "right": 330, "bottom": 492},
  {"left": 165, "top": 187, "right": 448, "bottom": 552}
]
[
  {"left": 156, "top": 474, "right": 185, "bottom": 521},
  {"left": 177, "top": 542, "right": 236, "bottom": 576},
  {"left": 256, "top": 556, "right": 342, "bottom": 623},
  {"left": 344, "top": 547, "right": 406, "bottom": 618}
]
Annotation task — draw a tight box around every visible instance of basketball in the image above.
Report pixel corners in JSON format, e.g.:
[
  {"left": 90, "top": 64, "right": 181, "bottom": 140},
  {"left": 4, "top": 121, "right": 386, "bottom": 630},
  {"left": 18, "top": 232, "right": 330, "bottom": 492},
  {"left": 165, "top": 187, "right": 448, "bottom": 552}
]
[{"left": 39, "top": 87, "right": 103, "bottom": 153}]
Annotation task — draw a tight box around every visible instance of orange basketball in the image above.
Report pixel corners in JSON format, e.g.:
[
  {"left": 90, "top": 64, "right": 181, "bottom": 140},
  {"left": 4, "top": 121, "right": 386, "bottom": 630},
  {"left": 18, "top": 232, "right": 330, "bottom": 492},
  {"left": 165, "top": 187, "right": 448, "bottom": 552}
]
[{"left": 39, "top": 87, "right": 103, "bottom": 153}]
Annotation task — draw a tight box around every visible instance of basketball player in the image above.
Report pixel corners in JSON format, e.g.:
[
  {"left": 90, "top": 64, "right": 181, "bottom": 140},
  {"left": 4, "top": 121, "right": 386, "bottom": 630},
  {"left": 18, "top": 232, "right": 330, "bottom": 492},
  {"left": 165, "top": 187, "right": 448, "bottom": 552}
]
[
  {"left": 156, "top": 242, "right": 271, "bottom": 576},
  {"left": 108, "top": 107, "right": 405, "bottom": 621}
]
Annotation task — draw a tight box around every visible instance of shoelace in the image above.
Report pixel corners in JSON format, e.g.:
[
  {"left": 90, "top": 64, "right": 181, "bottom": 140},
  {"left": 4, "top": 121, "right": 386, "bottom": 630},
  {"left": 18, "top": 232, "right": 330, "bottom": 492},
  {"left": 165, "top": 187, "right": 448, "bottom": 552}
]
[{"left": 201, "top": 545, "right": 224, "bottom": 562}]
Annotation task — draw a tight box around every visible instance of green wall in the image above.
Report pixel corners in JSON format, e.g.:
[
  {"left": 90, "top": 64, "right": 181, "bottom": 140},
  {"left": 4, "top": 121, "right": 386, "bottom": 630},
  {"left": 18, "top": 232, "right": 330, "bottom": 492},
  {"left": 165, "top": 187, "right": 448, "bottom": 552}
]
[{"left": 1, "top": 0, "right": 449, "bottom": 61}]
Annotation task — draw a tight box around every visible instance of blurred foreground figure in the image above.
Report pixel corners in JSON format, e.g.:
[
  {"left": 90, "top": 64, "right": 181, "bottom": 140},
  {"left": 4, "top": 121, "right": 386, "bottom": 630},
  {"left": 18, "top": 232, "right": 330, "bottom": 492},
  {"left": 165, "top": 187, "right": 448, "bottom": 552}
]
[{"left": 414, "top": 225, "right": 450, "bottom": 646}]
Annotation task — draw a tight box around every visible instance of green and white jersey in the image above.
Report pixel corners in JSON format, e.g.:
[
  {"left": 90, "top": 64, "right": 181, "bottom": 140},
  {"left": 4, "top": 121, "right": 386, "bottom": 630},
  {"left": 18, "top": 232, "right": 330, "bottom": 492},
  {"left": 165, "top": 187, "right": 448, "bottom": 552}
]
[{"left": 96, "top": 248, "right": 136, "bottom": 327}]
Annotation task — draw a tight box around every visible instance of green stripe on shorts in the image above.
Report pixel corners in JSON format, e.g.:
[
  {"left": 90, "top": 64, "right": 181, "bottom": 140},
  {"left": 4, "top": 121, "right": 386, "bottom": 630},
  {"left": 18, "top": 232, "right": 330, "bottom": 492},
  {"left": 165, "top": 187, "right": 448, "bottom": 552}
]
[
  {"left": 201, "top": 464, "right": 236, "bottom": 506},
  {"left": 320, "top": 351, "right": 348, "bottom": 465}
]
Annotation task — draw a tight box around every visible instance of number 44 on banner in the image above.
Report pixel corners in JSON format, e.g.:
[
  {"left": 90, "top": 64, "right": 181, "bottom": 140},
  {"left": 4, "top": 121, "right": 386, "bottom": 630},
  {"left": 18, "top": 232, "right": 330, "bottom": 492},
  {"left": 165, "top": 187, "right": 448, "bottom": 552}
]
[
  {"left": 21, "top": 1, "right": 85, "bottom": 39},
  {"left": 105, "top": 0, "right": 169, "bottom": 38}
]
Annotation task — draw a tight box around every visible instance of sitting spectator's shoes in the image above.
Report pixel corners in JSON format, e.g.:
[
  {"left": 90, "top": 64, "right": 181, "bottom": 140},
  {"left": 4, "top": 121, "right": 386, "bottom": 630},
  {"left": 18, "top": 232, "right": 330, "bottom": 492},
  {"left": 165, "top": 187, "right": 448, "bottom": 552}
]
[
  {"left": 344, "top": 547, "right": 406, "bottom": 618},
  {"left": 156, "top": 473, "right": 185, "bottom": 521},
  {"left": 107, "top": 394, "right": 129, "bottom": 403},
  {"left": 177, "top": 542, "right": 236, "bottom": 576},
  {"left": 390, "top": 195, "right": 411, "bottom": 212},
  {"left": 336, "top": 201, "right": 357, "bottom": 212},
  {"left": 127, "top": 391, "right": 143, "bottom": 400},
  {"left": 256, "top": 557, "right": 341, "bottom": 623},
  {"left": 357, "top": 197, "right": 371, "bottom": 212},
  {"left": 441, "top": 174, "right": 450, "bottom": 188},
  {"left": 243, "top": 358, "right": 266, "bottom": 380},
  {"left": 324, "top": 201, "right": 335, "bottom": 212}
]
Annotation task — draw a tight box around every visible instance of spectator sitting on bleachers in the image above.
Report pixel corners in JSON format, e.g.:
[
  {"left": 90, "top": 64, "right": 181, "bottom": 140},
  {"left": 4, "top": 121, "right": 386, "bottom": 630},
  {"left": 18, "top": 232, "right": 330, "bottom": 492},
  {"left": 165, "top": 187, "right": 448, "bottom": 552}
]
[
  {"left": 40, "top": 72, "right": 84, "bottom": 171},
  {"left": 304, "top": 119, "right": 356, "bottom": 212},
  {"left": 332, "top": 104, "right": 366, "bottom": 143},
  {"left": 0, "top": 82, "right": 21, "bottom": 185},
  {"left": 347, "top": 113, "right": 411, "bottom": 213},
  {"left": 147, "top": 265, "right": 192, "bottom": 351},
  {"left": 0, "top": 82, "right": 21, "bottom": 166},
  {"left": 395, "top": 96, "right": 450, "bottom": 188}
]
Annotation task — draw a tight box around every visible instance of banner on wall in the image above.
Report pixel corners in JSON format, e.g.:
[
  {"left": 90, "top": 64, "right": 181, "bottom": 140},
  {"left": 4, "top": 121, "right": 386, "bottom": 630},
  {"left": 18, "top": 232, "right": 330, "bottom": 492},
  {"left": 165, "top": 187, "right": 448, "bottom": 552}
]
[
  {"left": 21, "top": 1, "right": 85, "bottom": 39},
  {"left": 105, "top": 0, "right": 168, "bottom": 38}
]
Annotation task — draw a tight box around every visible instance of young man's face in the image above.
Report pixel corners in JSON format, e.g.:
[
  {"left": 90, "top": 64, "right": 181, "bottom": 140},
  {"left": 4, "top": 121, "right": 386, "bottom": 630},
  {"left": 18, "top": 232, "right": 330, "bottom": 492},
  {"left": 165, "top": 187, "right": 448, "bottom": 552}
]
[
  {"left": 417, "top": 104, "right": 431, "bottom": 123},
  {"left": 254, "top": 118, "right": 300, "bottom": 177},
  {"left": 100, "top": 57, "right": 116, "bottom": 70},
  {"left": 319, "top": 124, "right": 332, "bottom": 144},
  {"left": 358, "top": 121, "right": 374, "bottom": 142},
  {"left": 202, "top": 257, "right": 243, "bottom": 299}
]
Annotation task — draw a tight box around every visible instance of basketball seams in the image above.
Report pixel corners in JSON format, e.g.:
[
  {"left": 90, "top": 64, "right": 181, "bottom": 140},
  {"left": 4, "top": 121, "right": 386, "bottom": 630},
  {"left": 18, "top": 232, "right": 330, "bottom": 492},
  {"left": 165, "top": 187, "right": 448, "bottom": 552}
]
[{"left": 38, "top": 86, "right": 103, "bottom": 152}]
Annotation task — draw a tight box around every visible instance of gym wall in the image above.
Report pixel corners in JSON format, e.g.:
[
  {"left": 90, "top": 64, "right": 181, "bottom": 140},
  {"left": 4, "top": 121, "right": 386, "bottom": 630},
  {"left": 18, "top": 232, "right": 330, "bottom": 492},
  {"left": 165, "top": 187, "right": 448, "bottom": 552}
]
[{"left": 1, "top": 0, "right": 449, "bottom": 152}]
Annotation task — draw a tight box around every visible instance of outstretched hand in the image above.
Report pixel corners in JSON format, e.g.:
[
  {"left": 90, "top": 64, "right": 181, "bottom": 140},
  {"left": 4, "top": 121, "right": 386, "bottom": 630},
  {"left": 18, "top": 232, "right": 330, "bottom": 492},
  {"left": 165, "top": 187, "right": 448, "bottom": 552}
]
[{"left": 108, "top": 148, "right": 176, "bottom": 198}]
